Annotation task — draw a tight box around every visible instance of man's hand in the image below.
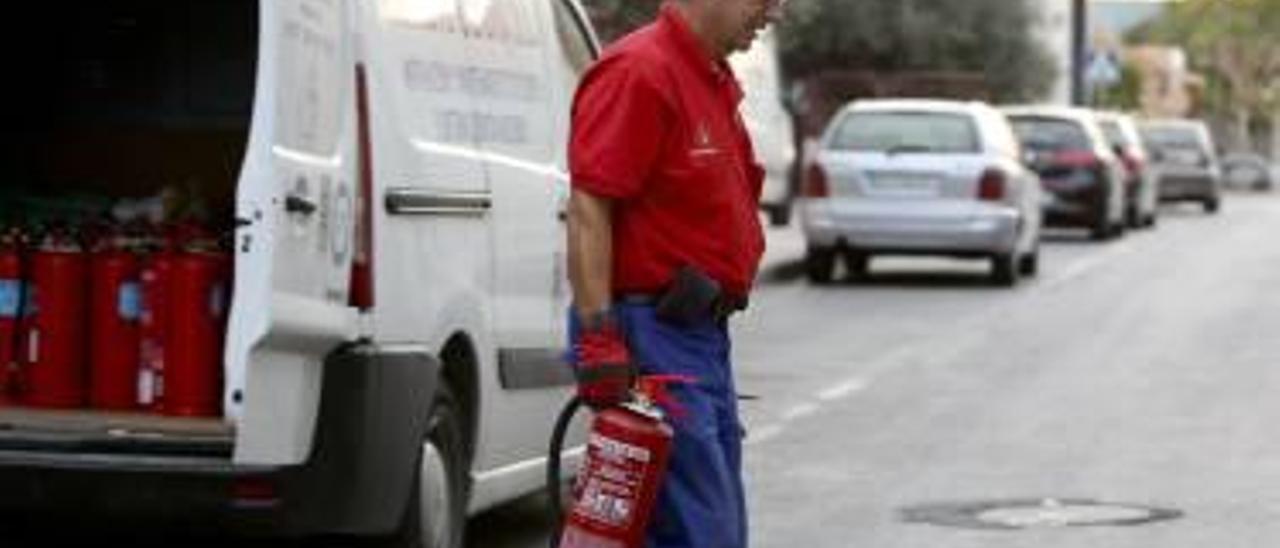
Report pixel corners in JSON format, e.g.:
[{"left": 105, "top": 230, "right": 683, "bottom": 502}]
[{"left": 573, "top": 315, "right": 634, "bottom": 409}]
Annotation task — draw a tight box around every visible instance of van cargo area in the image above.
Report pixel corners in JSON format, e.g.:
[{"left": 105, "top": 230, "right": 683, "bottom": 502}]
[{"left": 0, "top": 1, "right": 258, "bottom": 446}]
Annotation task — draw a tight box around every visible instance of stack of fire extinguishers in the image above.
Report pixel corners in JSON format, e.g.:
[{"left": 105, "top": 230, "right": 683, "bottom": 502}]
[{"left": 547, "top": 374, "right": 692, "bottom": 548}]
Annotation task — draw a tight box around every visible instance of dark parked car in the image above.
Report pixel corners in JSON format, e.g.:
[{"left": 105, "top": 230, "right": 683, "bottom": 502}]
[{"left": 1004, "top": 106, "right": 1128, "bottom": 240}]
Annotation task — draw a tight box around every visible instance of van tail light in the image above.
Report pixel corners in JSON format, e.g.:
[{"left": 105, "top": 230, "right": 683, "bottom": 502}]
[
  {"left": 349, "top": 63, "right": 375, "bottom": 310},
  {"left": 803, "top": 163, "right": 830, "bottom": 198},
  {"left": 978, "top": 168, "right": 1006, "bottom": 201}
]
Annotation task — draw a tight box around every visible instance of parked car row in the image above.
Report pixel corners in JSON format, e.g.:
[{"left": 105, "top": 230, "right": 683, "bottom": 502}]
[{"left": 793, "top": 98, "right": 1228, "bottom": 287}]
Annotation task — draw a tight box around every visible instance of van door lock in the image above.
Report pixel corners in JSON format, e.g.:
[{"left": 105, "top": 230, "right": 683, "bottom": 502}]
[{"left": 284, "top": 194, "right": 319, "bottom": 216}]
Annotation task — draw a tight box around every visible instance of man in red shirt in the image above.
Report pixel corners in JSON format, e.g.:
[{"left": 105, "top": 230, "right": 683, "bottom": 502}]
[{"left": 566, "top": 0, "right": 783, "bottom": 546}]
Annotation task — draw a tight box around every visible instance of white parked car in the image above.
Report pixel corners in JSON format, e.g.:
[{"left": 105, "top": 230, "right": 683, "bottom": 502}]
[
  {"left": 0, "top": 1, "right": 598, "bottom": 545},
  {"left": 1095, "top": 111, "right": 1160, "bottom": 228},
  {"left": 800, "top": 99, "right": 1043, "bottom": 286},
  {"left": 730, "top": 28, "right": 798, "bottom": 226}
]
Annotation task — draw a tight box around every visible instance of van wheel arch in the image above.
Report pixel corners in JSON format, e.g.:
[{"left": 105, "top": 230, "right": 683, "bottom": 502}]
[{"left": 440, "top": 334, "right": 480, "bottom": 471}]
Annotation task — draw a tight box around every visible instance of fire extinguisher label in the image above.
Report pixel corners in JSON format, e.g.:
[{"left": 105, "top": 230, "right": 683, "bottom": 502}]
[
  {"left": 0, "top": 280, "right": 19, "bottom": 317},
  {"left": 27, "top": 328, "right": 39, "bottom": 364},
  {"left": 118, "top": 282, "right": 141, "bottom": 320},
  {"left": 138, "top": 368, "right": 154, "bottom": 406}
]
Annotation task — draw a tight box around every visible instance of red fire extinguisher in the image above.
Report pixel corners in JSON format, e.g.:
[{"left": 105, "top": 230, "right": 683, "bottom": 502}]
[
  {"left": 0, "top": 229, "right": 26, "bottom": 403},
  {"left": 24, "top": 229, "right": 90, "bottom": 409},
  {"left": 88, "top": 229, "right": 141, "bottom": 410},
  {"left": 137, "top": 230, "right": 174, "bottom": 411},
  {"left": 548, "top": 376, "right": 683, "bottom": 548},
  {"left": 163, "top": 239, "right": 230, "bottom": 417}
]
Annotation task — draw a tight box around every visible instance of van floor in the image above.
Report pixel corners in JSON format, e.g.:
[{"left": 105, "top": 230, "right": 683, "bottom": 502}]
[{"left": 0, "top": 407, "right": 232, "bottom": 440}]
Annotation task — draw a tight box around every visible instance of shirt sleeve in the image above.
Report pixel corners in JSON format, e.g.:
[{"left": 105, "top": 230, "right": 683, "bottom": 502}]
[{"left": 569, "top": 55, "right": 671, "bottom": 199}]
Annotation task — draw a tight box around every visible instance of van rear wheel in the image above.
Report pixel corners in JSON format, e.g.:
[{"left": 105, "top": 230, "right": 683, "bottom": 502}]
[{"left": 386, "top": 386, "right": 467, "bottom": 548}]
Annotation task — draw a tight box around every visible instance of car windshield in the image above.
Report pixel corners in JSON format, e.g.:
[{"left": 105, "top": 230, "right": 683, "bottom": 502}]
[
  {"left": 1009, "top": 116, "right": 1092, "bottom": 152},
  {"left": 828, "top": 111, "right": 980, "bottom": 154},
  {"left": 1140, "top": 126, "right": 1202, "bottom": 150}
]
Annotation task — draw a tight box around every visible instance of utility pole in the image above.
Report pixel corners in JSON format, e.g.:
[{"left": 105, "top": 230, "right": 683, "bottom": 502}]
[{"left": 1071, "top": 0, "right": 1088, "bottom": 105}]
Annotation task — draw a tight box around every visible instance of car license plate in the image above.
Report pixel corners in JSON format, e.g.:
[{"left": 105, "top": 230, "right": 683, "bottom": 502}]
[{"left": 870, "top": 174, "right": 936, "bottom": 193}]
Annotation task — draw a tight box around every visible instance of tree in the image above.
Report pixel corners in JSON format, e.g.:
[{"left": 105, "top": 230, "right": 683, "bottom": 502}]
[
  {"left": 777, "top": 0, "right": 1057, "bottom": 102},
  {"left": 580, "top": 0, "right": 661, "bottom": 45},
  {"left": 1134, "top": 0, "right": 1280, "bottom": 153},
  {"left": 580, "top": 0, "right": 1057, "bottom": 102}
]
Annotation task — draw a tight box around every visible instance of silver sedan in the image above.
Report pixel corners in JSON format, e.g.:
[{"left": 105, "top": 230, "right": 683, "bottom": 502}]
[{"left": 799, "top": 99, "right": 1044, "bottom": 286}]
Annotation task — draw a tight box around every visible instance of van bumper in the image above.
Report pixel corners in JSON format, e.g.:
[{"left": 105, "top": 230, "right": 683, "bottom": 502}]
[{"left": 0, "top": 450, "right": 303, "bottom": 536}]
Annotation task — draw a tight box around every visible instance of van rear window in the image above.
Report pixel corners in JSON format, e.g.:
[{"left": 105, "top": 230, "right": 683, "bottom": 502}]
[{"left": 829, "top": 111, "right": 980, "bottom": 154}]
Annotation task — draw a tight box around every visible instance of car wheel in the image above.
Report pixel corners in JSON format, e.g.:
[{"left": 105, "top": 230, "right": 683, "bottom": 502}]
[
  {"left": 1090, "top": 208, "right": 1112, "bottom": 240},
  {"left": 1204, "top": 198, "right": 1221, "bottom": 214},
  {"left": 991, "top": 253, "right": 1019, "bottom": 287},
  {"left": 1018, "top": 248, "right": 1039, "bottom": 277},
  {"left": 385, "top": 386, "right": 468, "bottom": 548},
  {"left": 843, "top": 251, "right": 869, "bottom": 280},
  {"left": 1145, "top": 213, "right": 1158, "bottom": 228},
  {"left": 1126, "top": 205, "right": 1141, "bottom": 229},
  {"left": 805, "top": 246, "right": 837, "bottom": 284}
]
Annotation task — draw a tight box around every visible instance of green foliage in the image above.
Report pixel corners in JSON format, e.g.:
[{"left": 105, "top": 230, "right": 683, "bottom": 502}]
[
  {"left": 580, "top": 0, "right": 1058, "bottom": 102},
  {"left": 580, "top": 0, "right": 661, "bottom": 45},
  {"left": 776, "top": 0, "right": 1057, "bottom": 102},
  {"left": 1135, "top": 0, "right": 1280, "bottom": 117}
]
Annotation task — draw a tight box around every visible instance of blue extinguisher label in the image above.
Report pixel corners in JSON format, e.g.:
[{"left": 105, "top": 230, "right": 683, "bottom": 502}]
[
  {"left": 0, "top": 280, "right": 19, "bottom": 318},
  {"left": 118, "top": 282, "right": 141, "bottom": 321}
]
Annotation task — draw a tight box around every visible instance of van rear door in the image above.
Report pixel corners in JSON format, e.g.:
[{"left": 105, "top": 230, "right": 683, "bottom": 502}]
[{"left": 226, "top": 0, "right": 358, "bottom": 466}]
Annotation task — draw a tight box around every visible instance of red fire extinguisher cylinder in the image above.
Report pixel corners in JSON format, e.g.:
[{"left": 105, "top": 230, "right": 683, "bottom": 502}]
[
  {"left": 25, "top": 236, "right": 90, "bottom": 409},
  {"left": 89, "top": 239, "right": 141, "bottom": 410},
  {"left": 557, "top": 377, "right": 679, "bottom": 548},
  {"left": 163, "top": 249, "right": 230, "bottom": 417},
  {"left": 0, "top": 233, "right": 24, "bottom": 403}
]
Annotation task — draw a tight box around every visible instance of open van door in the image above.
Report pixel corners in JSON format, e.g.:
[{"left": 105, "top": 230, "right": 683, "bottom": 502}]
[{"left": 225, "top": 0, "right": 359, "bottom": 466}]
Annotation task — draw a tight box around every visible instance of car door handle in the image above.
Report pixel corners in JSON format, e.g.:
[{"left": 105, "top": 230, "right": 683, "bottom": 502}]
[{"left": 284, "top": 194, "right": 318, "bottom": 216}]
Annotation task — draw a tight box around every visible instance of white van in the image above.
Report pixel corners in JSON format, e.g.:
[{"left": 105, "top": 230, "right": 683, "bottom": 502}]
[
  {"left": 0, "top": 0, "right": 597, "bottom": 545},
  {"left": 730, "top": 28, "right": 797, "bottom": 226}
]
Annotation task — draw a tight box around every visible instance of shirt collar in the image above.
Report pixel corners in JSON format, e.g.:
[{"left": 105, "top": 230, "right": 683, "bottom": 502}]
[{"left": 658, "top": 2, "right": 739, "bottom": 94}]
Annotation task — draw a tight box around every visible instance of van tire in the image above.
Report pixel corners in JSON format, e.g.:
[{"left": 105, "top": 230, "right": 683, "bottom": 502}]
[{"left": 386, "top": 385, "right": 467, "bottom": 548}]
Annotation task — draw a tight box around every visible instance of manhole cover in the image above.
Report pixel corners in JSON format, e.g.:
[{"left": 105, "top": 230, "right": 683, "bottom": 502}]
[{"left": 901, "top": 498, "right": 1182, "bottom": 530}]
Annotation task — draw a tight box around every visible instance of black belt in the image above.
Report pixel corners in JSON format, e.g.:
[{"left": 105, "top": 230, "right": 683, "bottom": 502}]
[{"left": 616, "top": 292, "right": 748, "bottom": 321}]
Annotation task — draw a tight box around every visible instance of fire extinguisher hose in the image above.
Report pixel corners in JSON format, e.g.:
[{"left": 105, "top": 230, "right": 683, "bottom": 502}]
[{"left": 546, "top": 395, "right": 584, "bottom": 548}]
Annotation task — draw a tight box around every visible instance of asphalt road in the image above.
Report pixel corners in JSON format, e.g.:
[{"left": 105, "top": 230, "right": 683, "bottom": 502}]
[
  {"left": 6, "top": 191, "right": 1280, "bottom": 547},
  {"left": 472, "top": 191, "right": 1280, "bottom": 547}
]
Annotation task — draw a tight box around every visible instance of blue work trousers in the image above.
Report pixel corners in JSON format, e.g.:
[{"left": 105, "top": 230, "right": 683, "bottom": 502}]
[{"left": 571, "top": 303, "right": 748, "bottom": 548}]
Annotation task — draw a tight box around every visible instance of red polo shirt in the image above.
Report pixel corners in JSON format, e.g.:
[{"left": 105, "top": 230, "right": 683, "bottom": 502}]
[{"left": 570, "top": 3, "right": 766, "bottom": 300}]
